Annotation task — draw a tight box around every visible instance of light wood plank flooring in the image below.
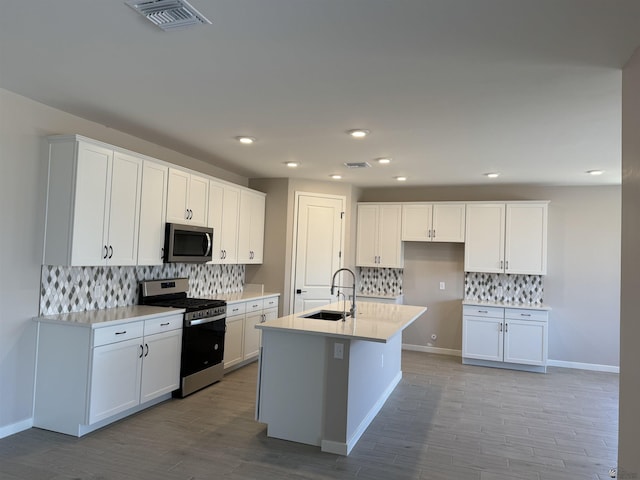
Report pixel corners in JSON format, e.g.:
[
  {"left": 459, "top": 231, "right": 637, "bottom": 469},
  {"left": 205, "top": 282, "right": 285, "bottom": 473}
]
[{"left": 0, "top": 352, "right": 618, "bottom": 480}]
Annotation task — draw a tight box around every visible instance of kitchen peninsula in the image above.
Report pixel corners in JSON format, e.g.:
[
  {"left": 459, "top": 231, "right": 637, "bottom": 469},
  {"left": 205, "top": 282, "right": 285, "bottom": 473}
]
[{"left": 255, "top": 301, "right": 427, "bottom": 455}]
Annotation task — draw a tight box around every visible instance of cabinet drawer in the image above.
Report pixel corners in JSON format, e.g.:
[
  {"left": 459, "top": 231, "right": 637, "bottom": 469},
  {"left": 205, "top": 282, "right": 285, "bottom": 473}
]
[
  {"left": 263, "top": 297, "right": 279, "bottom": 310},
  {"left": 227, "top": 302, "right": 247, "bottom": 317},
  {"left": 144, "top": 314, "right": 183, "bottom": 335},
  {"left": 246, "top": 299, "right": 264, "bottom": 313},
  {"left": 463, "top": 305, "right": 503, "bottom": 318},
  {"left": 93, "top": 322, "right": 143, "bottom": 347},
  {"left": 505, "top": 308, "right": 548, "bottom": 322}
]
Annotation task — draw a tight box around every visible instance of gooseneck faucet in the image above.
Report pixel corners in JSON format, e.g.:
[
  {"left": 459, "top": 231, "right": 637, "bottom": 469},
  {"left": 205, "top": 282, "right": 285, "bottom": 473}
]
[{"left": 330, "top": 268, "right": 357, "bottom": 319}]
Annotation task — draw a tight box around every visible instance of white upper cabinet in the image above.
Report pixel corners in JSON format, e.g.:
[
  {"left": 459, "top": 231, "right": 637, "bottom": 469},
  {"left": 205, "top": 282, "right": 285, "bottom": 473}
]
[
  {"left": 208, "top": 180, "right": 240, "bottom": 264},
  {"left": 44, "top": 136, "right": 142, "bottom": 266},
  {"left": 238, "top": 189, "right": 266, "bottom": 264},
  {"left": 166, "top": 168, "right": 209, "bottom": 227},
  {"left": 464, "top": 202, "right": 548, "bottom": 275},
  {"left": 137, "top": 160, "right": 168, "bottom": 265},
  {"left": 402, "top": 203, "right": 465, "bottom": 242},
  {"left": 356, "top": 204, "right": 403, "bottom": 268}
]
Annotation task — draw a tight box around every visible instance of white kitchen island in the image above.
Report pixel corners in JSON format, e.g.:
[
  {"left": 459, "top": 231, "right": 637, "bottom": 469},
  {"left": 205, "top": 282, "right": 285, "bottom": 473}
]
[{"left": 255, "top": 301, "right": 427, "bottom": 455}]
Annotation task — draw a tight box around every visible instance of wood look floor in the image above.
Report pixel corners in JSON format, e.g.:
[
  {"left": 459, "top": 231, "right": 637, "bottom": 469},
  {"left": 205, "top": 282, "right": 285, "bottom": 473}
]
[{"left": 0, "top": 352, "right": 619, "bottom": 480}]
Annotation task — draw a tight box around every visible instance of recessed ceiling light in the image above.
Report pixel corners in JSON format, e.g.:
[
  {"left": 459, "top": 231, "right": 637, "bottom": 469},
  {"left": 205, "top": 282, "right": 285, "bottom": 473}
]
[
  {"left": 236, "top": 136, "right": 256, "bottom": 144},
  {"left": 485, "top": 172, "right": 500, "bottom": 178},
  {"left": 330, "top": 174, "right": 342, "bottom": 180},
  {"left": 587, "top": 169, "right": 604, "bottom": 176},
  {"left": 347, "top": 129, "right": 370, "bottom": 138},
  {"left": 395, "top": 176, "right": 407, "bottom": 182},
  {"left": 285, "top": 162, "right": 299, "bottom": 168},
  {"left": 376, "top": 158, "right": 392, "bottom": 164}
]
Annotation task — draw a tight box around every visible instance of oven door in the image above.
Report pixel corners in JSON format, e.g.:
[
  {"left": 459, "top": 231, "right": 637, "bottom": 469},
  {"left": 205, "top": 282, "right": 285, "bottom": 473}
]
[{"left": 181, "top": 315, "right": 226, "bottom": 378}]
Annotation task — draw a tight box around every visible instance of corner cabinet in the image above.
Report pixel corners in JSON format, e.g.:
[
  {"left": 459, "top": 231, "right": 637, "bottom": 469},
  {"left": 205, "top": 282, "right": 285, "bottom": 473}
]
[
  {"left": 44, "top": 136, "right": 142, "bottom": 266},
  {"left": 462, "top": 305, "right": 548, "bottom": 373},
  {"left": 166, "top": 168, "right": 209, "bottom": 227},
  {"left": 401, "top": 203, "right": 466, "bottom": 242},
  {"left": 33, "top": 311, "right": 182, "bottom": 437},
  {"left": 356, "top": 203, "right": 403, "bottom": 268},
  {"left": 464, "top": 202, "right": 548, "bottom": 275},
  {"left": 238, "top": 189, "right": 266, "bottom": 264}
]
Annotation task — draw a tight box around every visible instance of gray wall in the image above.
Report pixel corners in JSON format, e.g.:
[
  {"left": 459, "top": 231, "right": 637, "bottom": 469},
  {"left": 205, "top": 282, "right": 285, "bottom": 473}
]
[
  {"left": 359, "top": 185, "right": 621, "bottom": 368},
  {"left": 0, "top": 88, "right": 249, "bottom": 436},
  {"left": 619, "top": 47, "right": 640, "bottom": 478}
]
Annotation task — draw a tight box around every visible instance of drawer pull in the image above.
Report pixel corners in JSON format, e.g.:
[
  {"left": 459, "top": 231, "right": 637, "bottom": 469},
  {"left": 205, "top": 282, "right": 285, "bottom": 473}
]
[
  {"left": 520, "top": 313, "right": 531, "bottom": 317},
  {"left": 478, "top": 310, "right": 488, "bottom": 314},
  {"left": 160, "top": 322, "right": 170, "bottom": 326},
  {"left": 115, "top": 331, "right": 127, "bottom": 335},
  {"left": 232, "top": 308, "right": 240, "bottom": 312}
]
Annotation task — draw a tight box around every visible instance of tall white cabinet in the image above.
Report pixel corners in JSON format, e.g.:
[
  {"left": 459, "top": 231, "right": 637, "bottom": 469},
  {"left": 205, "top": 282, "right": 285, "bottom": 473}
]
[
  {"left": 238, "top": 189, "right": 266, "bottom": 264},
  {"left": 137, "top": 160, "right": 168, "bottom": 265},
  {"left": 44, "top": 136, "right": 143, "bottom": 266},
  {"left": 464, "top": 202, "right": 548, "bottom": 274},
  {"left": 356, "top": 203, "right": 403, "bottom": 268}
]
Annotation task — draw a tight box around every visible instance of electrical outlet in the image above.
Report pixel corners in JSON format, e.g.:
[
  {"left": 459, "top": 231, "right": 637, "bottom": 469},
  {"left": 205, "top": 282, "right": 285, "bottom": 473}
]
[
  {"left": 439, "top": 282, "right": 445, "bottom": 290},
  {"left": 334, "top": 342, "right": 344, "bottom": 360}
]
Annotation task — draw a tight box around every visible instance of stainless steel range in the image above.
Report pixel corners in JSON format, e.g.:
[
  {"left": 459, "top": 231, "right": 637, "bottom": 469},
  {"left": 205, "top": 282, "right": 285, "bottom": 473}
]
[{"left": 139, "top": 278, "right": 226, "bottom": 397}]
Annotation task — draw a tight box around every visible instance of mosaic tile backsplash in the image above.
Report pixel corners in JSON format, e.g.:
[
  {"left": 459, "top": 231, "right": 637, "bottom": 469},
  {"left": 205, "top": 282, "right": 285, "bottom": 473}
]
[
  {"left": 464, "top": 272, "right": 544, "bottom": 305},
  {"left": 40, "top": 264, "right": 245, "bottom": 315},
  {"left": 358, "top": 267, "right": 403, "bottom": 296}
]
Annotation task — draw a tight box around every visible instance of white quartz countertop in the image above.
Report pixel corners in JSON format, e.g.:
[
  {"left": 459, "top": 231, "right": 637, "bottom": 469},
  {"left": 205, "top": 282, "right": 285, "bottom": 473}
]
[
  {"left": 462, "top": 300, "right": 551, "bottom": 311},
  {"left": 256, "top": 301, "right": 427, "bottom": 343},
  {"left": 206, "top": 292, "right": 280, "bottom": 304},
  {"left": 33, "top": 305, "right": 185, "bottom": 328},
  {"left": 357, "top": 293, "right": 403, "bottom": 300}
]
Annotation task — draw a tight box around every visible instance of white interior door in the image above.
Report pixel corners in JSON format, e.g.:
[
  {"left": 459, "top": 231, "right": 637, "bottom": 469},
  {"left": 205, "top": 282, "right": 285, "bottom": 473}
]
[{"left": 293, "top": 193, "right": 345, "bottom": 314}]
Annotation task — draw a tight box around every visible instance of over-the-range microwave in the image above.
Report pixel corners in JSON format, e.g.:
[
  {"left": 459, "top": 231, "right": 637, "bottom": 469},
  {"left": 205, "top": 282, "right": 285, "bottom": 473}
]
[{"left": 164, "top": 223, "right": 213, "bottom": 263}]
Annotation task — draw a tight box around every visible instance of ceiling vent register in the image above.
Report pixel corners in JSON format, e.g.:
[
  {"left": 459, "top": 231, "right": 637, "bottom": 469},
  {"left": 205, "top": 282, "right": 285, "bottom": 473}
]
[
  {"left": 125, "top": 0, "right": 212, "bottom": 31},
  {"left": 344, "top": 162, "right": 371, "bottom": 169}
]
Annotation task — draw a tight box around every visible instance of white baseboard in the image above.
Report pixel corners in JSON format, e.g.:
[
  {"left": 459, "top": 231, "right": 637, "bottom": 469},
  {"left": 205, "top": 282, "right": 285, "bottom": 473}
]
[
  {"left": 402, "top": 344, "right": 462, "bottom": 357},
  {"left": 403, "top": 345, "right": 619, "bottom": 373},
  {"left": 547, "top": 359, "right": 619, "bottom": 373},
  {"left": 0, "top": 418, "right": 33, "bottom": 439}
]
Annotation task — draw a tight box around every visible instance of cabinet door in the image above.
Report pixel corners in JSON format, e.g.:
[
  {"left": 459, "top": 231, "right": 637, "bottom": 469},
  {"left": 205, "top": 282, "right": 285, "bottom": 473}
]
[
  {"left": 238, "top": 190, "right": 266, "bottom": 264},
  {"left": 188, "top": 174, "right": 209, "bottom": 226},
  {"left": 505, "top": 203, "right": 548, "bottom": 275},
  {"left": 401, "top": 204, "right": 432, "bottom": 241},
  {"left": 432, "top": 204, "right": 466, "bottom": 243},
  {"left": 243, "top": 311, "right": 263, "bottom": 360},
  {"left": 377, "top": 204, "right": 403, "bottom": 267},
  {"left": 503, "top": 319, "right": 547, "bottom": 366},
  {"left": 208, "top": 181, "right": 224, "bottom": 263},
  {"left": 220, "top": 185, "right": 240, "bottom": 264},
  {"left": 464, "top": 204, "right": 505, "bottom": 273},
  {"left": 88, "top": 338, "right": 142, "bottom": 424},
  {"left": 137, "top": 161, "right": 168, "bottom": 265},
  {"left": 71, "top": 142, "right": 112, "bottom": 266},
  {"left": 166, "top": 168, "right": 190, "bottom": 224},
  {"left": 224, "top": 315, "right": 244, "bottom": 368},
  {"left": 462, "top": 316, "right": 504, "bottom": 362},
  {"left": 140, "top": 329, "right": 182, "bottom": 403},
  {"left": 106, "top": 151, "right": 142, "bottom": 266},
  {"left": 356, "top": 204, "right": 379, "bottom": 267}
]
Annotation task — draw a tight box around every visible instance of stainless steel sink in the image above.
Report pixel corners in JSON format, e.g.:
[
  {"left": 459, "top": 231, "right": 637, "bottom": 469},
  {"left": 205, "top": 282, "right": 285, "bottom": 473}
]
[{"left": 301, "top": 310, "right": 350, "bottom": 321}]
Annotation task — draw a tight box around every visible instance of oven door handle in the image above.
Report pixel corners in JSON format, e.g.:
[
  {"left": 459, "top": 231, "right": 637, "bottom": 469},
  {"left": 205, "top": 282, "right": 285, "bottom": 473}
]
[{"left": 186, "top": 313, "right": 226, "bottom": 327}]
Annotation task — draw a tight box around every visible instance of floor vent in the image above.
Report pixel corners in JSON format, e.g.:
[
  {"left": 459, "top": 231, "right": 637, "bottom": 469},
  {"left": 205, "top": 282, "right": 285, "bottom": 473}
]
[
  {"left": 126, "top": 0, "right": 212, "bottom": 31},
  {"left": 344, "top": 162, "right": 371, "bottom": 169}
]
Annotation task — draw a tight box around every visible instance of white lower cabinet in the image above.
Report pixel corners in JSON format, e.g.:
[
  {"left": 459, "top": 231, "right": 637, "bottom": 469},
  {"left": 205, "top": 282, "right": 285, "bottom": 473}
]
[
  {"left": 223, "top": 295, "right": 279, "bottom": 371},
  {"left": 34, "top": 312, "right": 182, "bottom": 437},
  {"left": 462, "top": 305, "right": 548, "bottom": 373}
]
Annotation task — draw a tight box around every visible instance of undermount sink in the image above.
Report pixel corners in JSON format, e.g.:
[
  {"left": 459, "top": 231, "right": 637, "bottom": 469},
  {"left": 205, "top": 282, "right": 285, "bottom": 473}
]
[{"left": 302, "top": 310, "right": 350, "bottom": 321}]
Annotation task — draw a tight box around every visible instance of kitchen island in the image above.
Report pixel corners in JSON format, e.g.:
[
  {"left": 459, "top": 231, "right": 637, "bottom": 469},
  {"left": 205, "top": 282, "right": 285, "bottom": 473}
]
[{"left": 255, "top": 301, "right": 427, "bottom": 455}]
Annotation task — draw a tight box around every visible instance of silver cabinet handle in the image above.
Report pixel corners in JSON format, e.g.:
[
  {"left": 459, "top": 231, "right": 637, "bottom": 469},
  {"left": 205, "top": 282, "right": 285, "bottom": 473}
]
[{"left": 204, "top": 232, "right": 212, "bottom": 257}]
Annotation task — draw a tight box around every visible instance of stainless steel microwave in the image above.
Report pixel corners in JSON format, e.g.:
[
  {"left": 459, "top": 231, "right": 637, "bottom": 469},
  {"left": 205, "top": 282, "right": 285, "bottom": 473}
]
[{"left": 164, "top": 223, "right": 213, "bottom": 263}]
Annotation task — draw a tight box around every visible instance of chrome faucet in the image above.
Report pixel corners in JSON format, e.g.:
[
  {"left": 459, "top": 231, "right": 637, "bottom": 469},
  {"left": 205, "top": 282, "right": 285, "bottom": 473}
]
[{"left": 330, "top": 268, "right": 357, "bottom": 319}]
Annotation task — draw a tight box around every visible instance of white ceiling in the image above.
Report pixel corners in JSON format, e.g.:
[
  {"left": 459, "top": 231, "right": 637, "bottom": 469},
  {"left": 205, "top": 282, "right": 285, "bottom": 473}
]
[{"left": 2, "top": 0, "right": 640, "bottom": 187}]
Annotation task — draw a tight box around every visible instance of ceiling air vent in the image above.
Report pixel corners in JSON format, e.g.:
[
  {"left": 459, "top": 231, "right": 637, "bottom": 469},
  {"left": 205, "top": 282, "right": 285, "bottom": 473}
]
[
  {"left": 344, "top": 162, "right": 371, "bottom": 169},
  {"left": 125, "top": 0, "right": 212, "bottom": 31}
]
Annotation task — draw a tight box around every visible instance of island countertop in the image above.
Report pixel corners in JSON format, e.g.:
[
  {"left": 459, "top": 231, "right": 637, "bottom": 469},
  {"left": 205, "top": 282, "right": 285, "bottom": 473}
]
[{"left": 256, "top": 301, "right": 427, "bottom": 343}]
